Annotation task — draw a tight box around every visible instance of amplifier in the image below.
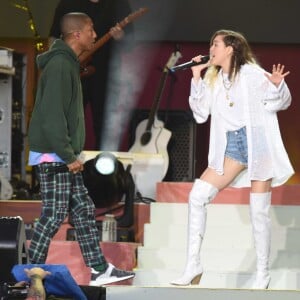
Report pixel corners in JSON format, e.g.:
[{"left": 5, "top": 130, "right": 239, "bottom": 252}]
[{"left": 0, "top": 216, "right": 29, "bottom": 283}]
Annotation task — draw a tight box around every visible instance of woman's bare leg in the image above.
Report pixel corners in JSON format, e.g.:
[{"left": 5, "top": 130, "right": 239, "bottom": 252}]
[{"left": 201, "top": 157, "right": 246, "bottom": 190}]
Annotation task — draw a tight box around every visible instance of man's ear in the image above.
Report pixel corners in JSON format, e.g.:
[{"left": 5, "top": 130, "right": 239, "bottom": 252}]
[{"left": 75, "top": 31, "right": 80, "bottom": 39}]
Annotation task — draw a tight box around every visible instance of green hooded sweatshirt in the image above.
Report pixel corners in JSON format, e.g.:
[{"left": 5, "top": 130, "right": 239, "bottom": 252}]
[{"left": 28, "top": 39, "right": 85, "bottom": 164}]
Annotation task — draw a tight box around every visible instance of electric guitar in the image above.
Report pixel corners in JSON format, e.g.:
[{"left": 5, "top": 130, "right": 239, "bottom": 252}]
[
  {"left": 79, "top": 7, "right": 148, "bottom": 77},
  {"left": 129, "top": 49, "right": 182, "bottom": 178}
]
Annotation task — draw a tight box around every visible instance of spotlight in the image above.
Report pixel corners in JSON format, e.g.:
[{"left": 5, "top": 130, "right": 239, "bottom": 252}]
[
  {"left": 95, "top": 152, "right": 116, "bottom": 175},
  {"left": 82, "top": 152, "right": 135, "bottom": 228}
]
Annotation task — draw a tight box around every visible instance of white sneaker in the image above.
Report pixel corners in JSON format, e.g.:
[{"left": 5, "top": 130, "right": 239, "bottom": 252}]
[{"left": 89, "top": 263, "right": 135, "bottom": 286}]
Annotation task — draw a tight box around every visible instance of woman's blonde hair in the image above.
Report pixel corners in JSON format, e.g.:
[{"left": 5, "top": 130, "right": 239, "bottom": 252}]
[{"left": 205, "top": 29, "right": 257, "bottom": 86}]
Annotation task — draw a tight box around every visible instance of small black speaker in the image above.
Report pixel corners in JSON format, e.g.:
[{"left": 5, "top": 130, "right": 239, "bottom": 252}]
[
  {"left": 129, "top": 109, "right": 197, "bottom": 182},
  {"left": 0, "top": 216, "right": 29, "bottom": 283}
]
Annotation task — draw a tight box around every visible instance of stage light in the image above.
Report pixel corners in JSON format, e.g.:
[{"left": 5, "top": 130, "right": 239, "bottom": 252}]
[
  {"left": 82, "top": 152, "right": 135, "bottom": 228},
  {"left": 94, "top": 151, "right": 117, "bottom": 175}
]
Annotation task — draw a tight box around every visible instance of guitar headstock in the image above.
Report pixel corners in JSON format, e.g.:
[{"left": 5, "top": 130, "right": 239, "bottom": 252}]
[{"left": 165, "top": 50, "right": 183, "bottom": 70}]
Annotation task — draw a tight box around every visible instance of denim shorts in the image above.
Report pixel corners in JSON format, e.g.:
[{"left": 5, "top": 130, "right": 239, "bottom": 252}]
[{"left": 225, "top": 126, "right": 248, "bottom": 166}]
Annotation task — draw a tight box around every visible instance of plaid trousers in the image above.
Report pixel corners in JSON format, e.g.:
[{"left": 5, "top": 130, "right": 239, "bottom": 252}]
[{"left": 29, "top": 162, "right": 107, "bottom": 269}]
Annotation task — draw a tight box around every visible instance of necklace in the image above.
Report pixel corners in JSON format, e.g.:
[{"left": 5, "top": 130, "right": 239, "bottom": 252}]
[{"left": 221, "top": 72, "right": 234, "bottom": 107}]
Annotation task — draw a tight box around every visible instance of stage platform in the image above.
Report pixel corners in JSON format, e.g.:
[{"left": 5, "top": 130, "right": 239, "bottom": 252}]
[
  {"left": 0, "top": 201, "right": 144, "bottom": 286},
  {"left": 156, "top": 182, "right": 300, "bottom": 205},
  {"left": 105, "top": 285, "right": 300, "bottom": 300},
  {"left": 124, "top": 182, "right": 300, "bottom": 300},
  {"left": 1, "top": 183, "right": 300, "bottom": 299}
]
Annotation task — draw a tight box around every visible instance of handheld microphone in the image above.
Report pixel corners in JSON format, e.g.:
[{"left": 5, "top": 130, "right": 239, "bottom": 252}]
[{"left": 170, "top": 55, "right": 210, "bottom": 72}]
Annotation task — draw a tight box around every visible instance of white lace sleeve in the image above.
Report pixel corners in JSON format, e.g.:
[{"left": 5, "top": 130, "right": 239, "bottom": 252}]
[
  {"left": 188, "top": 78, "right": 211, "bottom": 123},
  {"left": 262, "top": 79, "right": 292, "bottom": 112}
]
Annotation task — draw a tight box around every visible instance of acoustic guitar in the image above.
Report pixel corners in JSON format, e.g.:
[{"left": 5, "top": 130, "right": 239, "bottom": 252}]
[
  {"left": 79, "top": 7, "right": 149, "bottom": 77},
  {"left": 129, "top": 49, "right": 182, "bottom": 178}
]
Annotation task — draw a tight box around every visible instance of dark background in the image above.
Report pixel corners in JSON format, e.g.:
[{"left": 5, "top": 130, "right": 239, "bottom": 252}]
[
  {"left": 0, "top": 0, "right": 299, "bottom": 44},
  {"left": 129, "top": 0, "right": 300, "bottom": 44}
]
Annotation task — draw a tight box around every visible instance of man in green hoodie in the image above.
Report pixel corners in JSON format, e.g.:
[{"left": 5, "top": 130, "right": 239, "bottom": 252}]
[{"left": 27, "top": 12, "right": 134, "bottom": 286}]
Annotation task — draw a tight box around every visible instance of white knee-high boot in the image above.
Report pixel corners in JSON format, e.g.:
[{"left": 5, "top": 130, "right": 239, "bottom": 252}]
[
  {"left": 250, "top": 192, "right": 272, "bottom": 289},
  {"left": 170, "top": 179, "right": 218, "bottom": 286}
]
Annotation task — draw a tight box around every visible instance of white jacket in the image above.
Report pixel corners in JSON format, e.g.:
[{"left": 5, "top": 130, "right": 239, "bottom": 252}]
[{"left": 189, "top": 64, "right": 294, "bottom": 187}]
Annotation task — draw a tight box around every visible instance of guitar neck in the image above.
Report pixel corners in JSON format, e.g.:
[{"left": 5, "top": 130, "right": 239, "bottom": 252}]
[
  {"left": 144, "top": 50, "right": 182, "bottom": 130},
  {"left": 146, "top": 70, "right": 169, "bottom": 130},
  {"left": 79, "top": 29, "right": 113, "bottom": 63},
  {"left": 79, "top": 7, "right": 148, "bottom": 63}
]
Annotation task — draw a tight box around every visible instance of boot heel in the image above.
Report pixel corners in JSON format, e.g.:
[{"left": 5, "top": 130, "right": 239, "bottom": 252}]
[{"left": 191, "top": 273, "right": 202, "bottom": 285}]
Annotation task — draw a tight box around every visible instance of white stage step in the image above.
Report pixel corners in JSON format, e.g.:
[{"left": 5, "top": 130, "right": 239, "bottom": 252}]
[
  {"left": 148, "top": 202, "right": 300, "bottom": 227},
  {"left": 144, "top": 223, "right": 300, "bottom": 250},
  {"left": 106, "top": 285, "right": 300, "bottom": 300},
  {"left": 134, "top": 202, "right": 300, "bottom": 289},
  {"left": 132, "top": 268, "right": 300, "bottom": 289},
  {"left": 137, "top": 247, "right": 300, "bottom": 271}
]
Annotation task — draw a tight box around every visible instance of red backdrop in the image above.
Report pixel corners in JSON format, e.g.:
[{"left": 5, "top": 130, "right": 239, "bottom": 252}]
[{"left": 85, "top": 41, "right": 300, "bottom": 183}]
